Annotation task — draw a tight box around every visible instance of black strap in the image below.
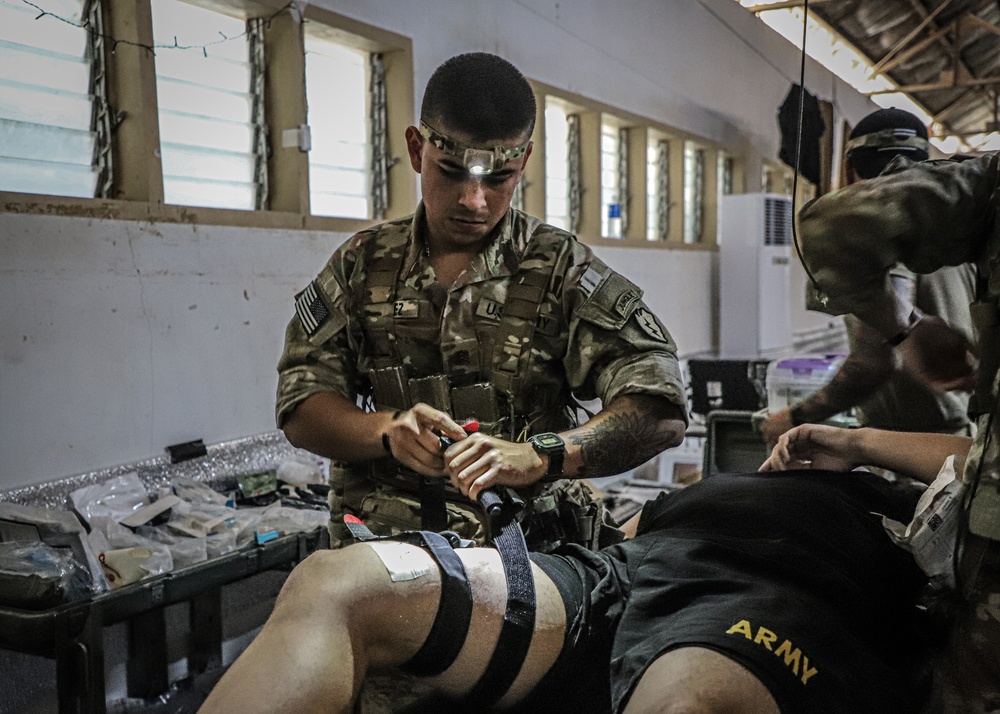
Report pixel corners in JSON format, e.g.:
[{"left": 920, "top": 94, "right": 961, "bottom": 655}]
[
  {"left": 344, "top": 516, "right": 474, "bottom": 678},
  {"left": 419, "top": 477, "right": 449, "bottom": 533},
  {"left": 397, "top": 530, "right": 474, "bottom": 676},
  {"left": 463, "top": 489, "right": 536, "bottom": 708}
]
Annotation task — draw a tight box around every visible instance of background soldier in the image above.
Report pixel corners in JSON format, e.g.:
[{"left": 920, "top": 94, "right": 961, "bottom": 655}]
[
  {"left": 796, "top": 147, "right": 998, "bottom": 712},
  {"left": 761, "top": 108, "right": 975, "bottom": 447}
]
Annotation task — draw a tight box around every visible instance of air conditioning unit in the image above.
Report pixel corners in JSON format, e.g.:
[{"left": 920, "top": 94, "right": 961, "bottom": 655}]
[{"left": 719, "top": 193, "right": 793, "bottom": 358}]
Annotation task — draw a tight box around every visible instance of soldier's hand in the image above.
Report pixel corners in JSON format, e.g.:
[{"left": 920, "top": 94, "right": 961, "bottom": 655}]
[
  {"left": 443, "top": 435, "right": 546, "bottom": 500},
  {"left": 896, "top": 315, "right": 978, "bottom": 392},
  {"left": 760, "top": 408, "right": 795, "bottom": 449},
  {"left": 384, "top": 404, "right": 467, "bottom": 478}
]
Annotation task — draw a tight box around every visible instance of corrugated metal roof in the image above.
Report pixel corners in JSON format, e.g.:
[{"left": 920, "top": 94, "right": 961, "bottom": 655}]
[{"left": 747, "top": 0, "right": 1000, "bottom": 146}]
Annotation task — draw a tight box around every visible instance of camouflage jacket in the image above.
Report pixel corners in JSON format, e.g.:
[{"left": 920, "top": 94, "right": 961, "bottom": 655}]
[
  {"left": 797, "top": 152, "right": 999, "bottom": 490},
  {"left": 798, "top": 151, "right": 1000, "bottom": 714},
  {"left": 276, "top": 204, "right": 687, "bottom": 548},
  {"left": 838, "top": 262, "right": 975, "bottom": 434}
]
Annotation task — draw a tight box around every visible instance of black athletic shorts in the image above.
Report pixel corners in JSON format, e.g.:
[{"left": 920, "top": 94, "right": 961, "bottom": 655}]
[{"left": 521, "top": 470, "right": 931, "bottom": 714}]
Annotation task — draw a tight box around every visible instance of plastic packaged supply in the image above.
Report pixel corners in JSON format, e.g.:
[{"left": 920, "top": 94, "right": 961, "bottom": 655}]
[
  {"left": 0, "top": 502, "right": 110, "bottom": 594},
  {"left": 0, "top": 541, "right": 96, "bottom": 608},
  {"left": 766, "top": 354, "right": 845, "bottom": 411},
  {"left": 70, "top": 472, "right": 149, "bottom": 526},
  {"left": 277, "top": 456, "right": 326, "bottom": 487}
]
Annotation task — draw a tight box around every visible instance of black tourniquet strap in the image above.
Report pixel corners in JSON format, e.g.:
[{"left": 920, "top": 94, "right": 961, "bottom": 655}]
[
  {"left": 419, "top": 476, "right": 449, "bottom": 533},
  {"left": 344, "top": 516, "right": 473, "bottom": 677},
  {"left": 463, "top": 489, "right": 537, "bottom": 708},
  {"left": 398, "top": 530, "right": 473, "bottom": 676}
]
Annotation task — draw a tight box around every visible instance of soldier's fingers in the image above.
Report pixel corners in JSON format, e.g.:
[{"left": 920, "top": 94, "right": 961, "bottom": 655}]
[
  {"left": 445, "top": 434, "right": 490, "bottom": 461},
  {"left": 467, "top": 469, "right": 499, "bottom": 501},
  {"left": 410, "top": 403, "right": 466, "bottom": 439}
]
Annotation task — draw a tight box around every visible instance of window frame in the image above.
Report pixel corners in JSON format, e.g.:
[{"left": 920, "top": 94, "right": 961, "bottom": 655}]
[
  {"left": 529, "top": 81, "right": 739, "bottom": 251},
  {"left": 0, "top": 0, "right": 414, "bottom": 234}
]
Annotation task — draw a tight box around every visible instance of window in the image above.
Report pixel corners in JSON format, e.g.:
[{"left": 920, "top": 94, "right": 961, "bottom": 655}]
[
  {"left": 544, "top": 100, "right": 570, "bottom": 230},
  {"left": 600, "top": 119, "right": 624, "bottom": 238},
  {"left": 647, "top": 135, "right": 670, "bottom": 241},
  {"left": 0, "top": 1, "right": 414, "bottom": 227},
  {"left": 0, "top": 0, "right": 99, "bottom": 197},
  {"left": 683, "top": 141, "right": 705, "bottom": 244},
  {"left": 718, "top": 153, "right": 734, "bottom": 197},
  {"left": 304, "top": 32, "right": 371, "bottom": 219},
  {"left": 151, "top": 0, "right": 256, "bottom": 210}
]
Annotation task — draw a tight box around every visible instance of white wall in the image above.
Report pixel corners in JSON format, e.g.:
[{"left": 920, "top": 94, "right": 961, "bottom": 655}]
[{"left": 0, "top": 0, "right": 876, "bottom": 490}]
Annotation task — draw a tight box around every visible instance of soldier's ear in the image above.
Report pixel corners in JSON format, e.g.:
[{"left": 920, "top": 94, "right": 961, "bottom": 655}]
[
  {"left": 517, "top": 141, "right": 533, "bottom": 177},
  {"left": 405, "top": 126, "right": 424, "bottom": 173}
]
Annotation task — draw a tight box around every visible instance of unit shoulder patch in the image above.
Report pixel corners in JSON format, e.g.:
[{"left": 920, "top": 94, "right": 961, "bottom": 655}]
[{"left": 634, "top": 307, "right": 668, "bottom": 342}]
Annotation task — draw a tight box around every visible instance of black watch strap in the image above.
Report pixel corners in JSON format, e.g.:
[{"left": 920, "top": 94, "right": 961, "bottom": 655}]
[{"left": 528, "top": 433, "right": 565, "bottom": 479}]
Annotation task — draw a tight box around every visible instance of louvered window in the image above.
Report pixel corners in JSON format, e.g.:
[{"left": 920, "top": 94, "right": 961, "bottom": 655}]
[
  {"left": 683, "top": 142, "right": 705, "bottom": 243},
  {"left": 305, "top": 34, "right": 371, "bottom": 219},
  {"left": 647, "top": 137, "right": 669, "bottom": 241},
  {"left": 544, "top": 101, "right": 570, "bottom": 230},
  {"left": 600, "top": 120, "right": 623, "bottom": 238},
  {"left": 0, "top": 0, "right": 99, "bottom": 197},
  {"left": 151, "top": 0, "right": 256, "bottom": 210}
]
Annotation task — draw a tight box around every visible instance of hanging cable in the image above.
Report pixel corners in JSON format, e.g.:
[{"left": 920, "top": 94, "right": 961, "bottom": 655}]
[
  {"left": 21, "top": 0, "right": 295, "bottom": 56},
  {"left": 789, "top": 0, "right": 825, "bottom": 296}
]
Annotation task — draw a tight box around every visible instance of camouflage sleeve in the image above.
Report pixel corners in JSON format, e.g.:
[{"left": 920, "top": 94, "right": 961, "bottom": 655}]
[
  {"left": 561, "top": 248, "right": 687, "bottom": 417},
  {"left": 275, "top": 248, "right": 359, "bottom": 427},
  {"left": 799, "top": 153, "right": 998, "bottom": 317}
]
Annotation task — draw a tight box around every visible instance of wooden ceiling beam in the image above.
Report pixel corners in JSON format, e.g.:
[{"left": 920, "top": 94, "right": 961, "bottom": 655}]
[
  {"left": 871, "top": 21, "right": 955, "bottom": 76},
  {"left": 933, "top": 88, "right": 979, "bottom": 122},
  {"left": 870, "top": 0, "right": 953, "bottom": 76},
  {"left": 743, "top": 0, "right": 837, "bottom": 13},
  {"left": 963, "top": 13, "right": 1000, "bottom": 40},
  {"left": 867, "top": 74, "right": 1000, "bottom": 93}
]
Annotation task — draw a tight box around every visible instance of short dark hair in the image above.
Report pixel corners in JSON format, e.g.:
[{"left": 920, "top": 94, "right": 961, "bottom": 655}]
[
  {"left": 420, "top": 53, "right": 536, "bottom": 144},
  {"left": 846, "top": 107, "right": 929, "bottom": 179}
]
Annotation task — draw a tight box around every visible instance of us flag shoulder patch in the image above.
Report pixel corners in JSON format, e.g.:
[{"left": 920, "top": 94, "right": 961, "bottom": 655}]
[{"left": 295, "top": 281, "right": 330, "bottom": 336}]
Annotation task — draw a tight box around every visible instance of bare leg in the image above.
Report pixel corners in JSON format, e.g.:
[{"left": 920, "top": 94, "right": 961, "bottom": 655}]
[
  {"left": 197, "top": 541, "right": 566, "bottom": 714},
  {"left": 622, "top": 646, "right": 780, "bottom": 714}
]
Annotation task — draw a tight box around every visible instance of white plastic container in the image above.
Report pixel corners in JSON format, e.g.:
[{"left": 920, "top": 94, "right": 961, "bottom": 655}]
[{"left": 766, "top": 354, "right": 846, "bottom": 411}]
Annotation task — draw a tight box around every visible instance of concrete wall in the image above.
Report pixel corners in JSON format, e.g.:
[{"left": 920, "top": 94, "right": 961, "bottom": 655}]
[{"left": 0, "top": 0, "right": 875, "bottom": 490}]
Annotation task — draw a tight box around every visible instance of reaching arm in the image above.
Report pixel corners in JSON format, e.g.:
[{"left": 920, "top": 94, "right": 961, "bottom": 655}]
[
  {"left": 760, "top": 423, "right": 972, "bottom": 485},
  {"left": 760, "top": 325, "right": 892, "bottom": 447},
  {"left": 445, "top": 394, "right": 687, "bottom": 500}
]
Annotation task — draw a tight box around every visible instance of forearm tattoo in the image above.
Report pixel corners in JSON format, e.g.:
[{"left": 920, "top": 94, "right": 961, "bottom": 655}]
[
  {"left": 569, "top": 410, "right": 674, "bottom": 477},
  {"left": 796, "top": 325, "right": 892, "bottom": 423}
]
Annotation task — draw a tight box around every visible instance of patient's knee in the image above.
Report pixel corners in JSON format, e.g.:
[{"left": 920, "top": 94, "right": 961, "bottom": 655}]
[{"left": 276, "top": 546, "right": 371, "bottom": 613}]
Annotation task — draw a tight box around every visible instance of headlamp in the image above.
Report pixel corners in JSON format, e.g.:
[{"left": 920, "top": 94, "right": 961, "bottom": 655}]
[
  {"left": 419, "top": 122, "right": 529, "bottom": 176},
  {"left": 844, "top": 127, "right": 929, "bottom": 155}
]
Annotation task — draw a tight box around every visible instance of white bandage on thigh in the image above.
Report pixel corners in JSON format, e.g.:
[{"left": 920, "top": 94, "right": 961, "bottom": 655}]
[{"left": 367, "top": 541, "right": 435, "bottom": 582}]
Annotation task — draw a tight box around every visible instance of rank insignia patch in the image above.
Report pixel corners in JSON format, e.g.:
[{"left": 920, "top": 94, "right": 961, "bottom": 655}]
[{"left": 295, "top": 281, "right": 329, "bottom": 336}]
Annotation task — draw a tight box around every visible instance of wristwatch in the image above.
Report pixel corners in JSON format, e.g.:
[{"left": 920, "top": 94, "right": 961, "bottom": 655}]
[{"left": 527, "top": 432, "right": 565, "bottom": 479}]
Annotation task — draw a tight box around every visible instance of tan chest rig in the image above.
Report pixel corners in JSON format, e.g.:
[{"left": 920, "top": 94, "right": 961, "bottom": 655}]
[{"left": 339, "top": 224, "right": 609, "bottom": 552}]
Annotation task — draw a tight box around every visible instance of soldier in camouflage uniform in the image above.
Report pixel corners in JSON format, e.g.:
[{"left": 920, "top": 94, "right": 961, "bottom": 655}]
[
  {"left": 760, "top": 109, "right": 976, "bottom": 446},
  {"left": 793, "top": 149, "right": 1000, "bottom": 712},
  {"left": 276, "top": 52, "right": 688, "bottom": 553}
]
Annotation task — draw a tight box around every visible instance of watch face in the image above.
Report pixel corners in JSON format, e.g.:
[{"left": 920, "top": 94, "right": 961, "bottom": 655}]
[{"left": 532, "top": 433, "right": 564, "bottom": 449}]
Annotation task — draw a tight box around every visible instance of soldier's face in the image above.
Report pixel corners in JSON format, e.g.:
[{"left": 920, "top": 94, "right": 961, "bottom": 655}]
[{"left": 406, "top": 125, "right": 531, "bottom": 249}]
